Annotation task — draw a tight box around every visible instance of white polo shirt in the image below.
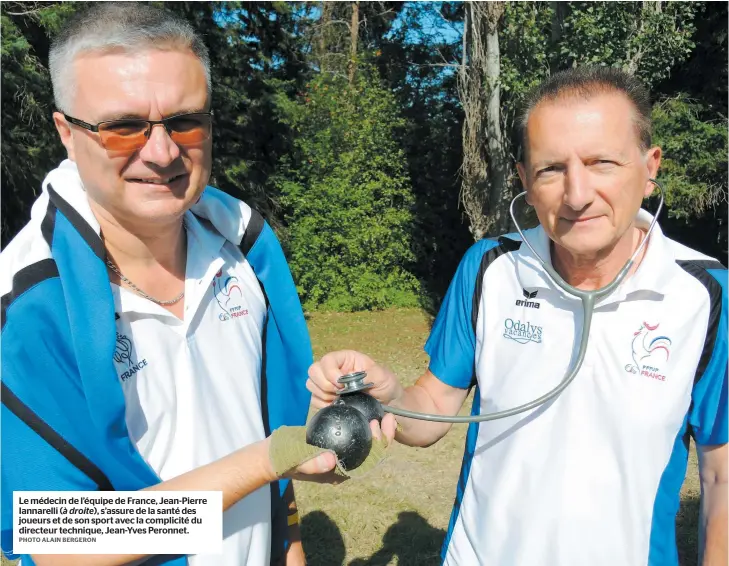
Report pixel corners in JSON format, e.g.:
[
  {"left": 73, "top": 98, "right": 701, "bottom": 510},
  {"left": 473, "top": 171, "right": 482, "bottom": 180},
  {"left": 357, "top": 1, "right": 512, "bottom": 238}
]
[
  {"left": 427, "top": 210, "right": 727, "bottom": 566},
  {"left": 111, "top": 211, "right": 270, "bottom": 566}
]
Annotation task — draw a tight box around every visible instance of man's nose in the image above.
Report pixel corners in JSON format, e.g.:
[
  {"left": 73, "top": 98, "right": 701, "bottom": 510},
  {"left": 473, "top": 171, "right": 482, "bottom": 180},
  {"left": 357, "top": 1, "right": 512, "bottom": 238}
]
[
  {"left": 138, "top": 123, "right": 180, "bottom": 167},
  {"left": 563, "top": 162, "right": 595, "bottom": 211}
]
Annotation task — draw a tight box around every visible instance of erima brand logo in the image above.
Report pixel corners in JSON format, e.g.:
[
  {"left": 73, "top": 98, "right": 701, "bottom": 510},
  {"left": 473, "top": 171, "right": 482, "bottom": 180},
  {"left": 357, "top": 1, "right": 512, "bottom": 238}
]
[
  {"left": 515, "top": 288, "right": 540, "bottom": 309},
  {"left": 503, "top": 318, "right": 543, "bottom": 344},
  {"left": 114, "top": 332, "right": 149, "bottom": 382},
  {"left": 624, "top": 322, "right": 671, "bottom": 382}
]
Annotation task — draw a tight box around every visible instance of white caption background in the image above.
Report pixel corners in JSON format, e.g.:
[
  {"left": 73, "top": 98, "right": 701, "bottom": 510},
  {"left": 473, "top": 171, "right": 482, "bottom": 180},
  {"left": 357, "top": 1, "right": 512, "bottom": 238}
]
[{"left": 13, "top": 491, "right": 222, "bottom": 555}]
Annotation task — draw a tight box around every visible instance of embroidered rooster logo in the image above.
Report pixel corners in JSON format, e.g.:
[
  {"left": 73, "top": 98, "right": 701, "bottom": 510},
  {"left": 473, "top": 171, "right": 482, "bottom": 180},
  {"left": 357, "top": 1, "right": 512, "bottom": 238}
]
[
  {"left": 627, "top": 322, "right": 671, "bottom": 374},
  {"left": 114, "top": 333, "right": 133, "bottom": 367},
  {"left": 212, "top": 269, "right": 243, "bottom": 321}
]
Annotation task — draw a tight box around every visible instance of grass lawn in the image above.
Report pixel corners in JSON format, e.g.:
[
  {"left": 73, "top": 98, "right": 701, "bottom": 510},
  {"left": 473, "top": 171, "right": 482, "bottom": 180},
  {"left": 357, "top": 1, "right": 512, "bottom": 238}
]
[{"left": 3, "top": 308, "right": 701, "bottom": 565}]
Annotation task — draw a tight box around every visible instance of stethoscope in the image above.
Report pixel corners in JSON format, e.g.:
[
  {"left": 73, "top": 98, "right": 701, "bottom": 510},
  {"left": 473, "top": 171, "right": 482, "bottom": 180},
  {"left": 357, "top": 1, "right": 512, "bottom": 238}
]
[{"left": 336, "top": 179, "right": 665, "bottom": 423}]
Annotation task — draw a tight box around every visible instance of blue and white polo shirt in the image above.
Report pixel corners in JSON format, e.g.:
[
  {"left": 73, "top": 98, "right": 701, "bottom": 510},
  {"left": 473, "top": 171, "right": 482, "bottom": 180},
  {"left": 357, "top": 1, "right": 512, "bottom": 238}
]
[
  {"left": 1, "top": 160, "right": 314, "bottom": 565},
  {"left": 427, "top": 210, "right": 727, "bottom": 566}
]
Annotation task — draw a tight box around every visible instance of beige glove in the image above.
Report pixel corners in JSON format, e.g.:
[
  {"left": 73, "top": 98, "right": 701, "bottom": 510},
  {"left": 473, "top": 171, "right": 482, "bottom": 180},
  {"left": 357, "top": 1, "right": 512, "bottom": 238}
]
[{"left": 268, "top": 425, "right": 389, "bottom": 480}]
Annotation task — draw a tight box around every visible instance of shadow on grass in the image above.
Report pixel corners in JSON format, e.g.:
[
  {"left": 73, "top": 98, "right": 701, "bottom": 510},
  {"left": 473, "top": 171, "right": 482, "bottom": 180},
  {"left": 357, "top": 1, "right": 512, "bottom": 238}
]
[
  {"left": 349, "top": 511, "right": 445, "bottom": 566},
  {"left": 676, "top": 493, "right": 699, "bottom": 566},
  {"left": 302, "top": 510, "right": 346, "bottom": 566}
]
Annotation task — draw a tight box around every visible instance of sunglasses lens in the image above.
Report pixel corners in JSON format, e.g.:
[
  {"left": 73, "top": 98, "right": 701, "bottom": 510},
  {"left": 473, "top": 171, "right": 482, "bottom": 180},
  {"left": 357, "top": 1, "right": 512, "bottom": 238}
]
[
  {"left": 98, "top": 121, "right": 149, "bottom": 151},
  {"left": 168, "top": 114, "right": 212, "bottom": 145},
  {"left": 97, "top": 114, "right": 211, "bottom": 151}
]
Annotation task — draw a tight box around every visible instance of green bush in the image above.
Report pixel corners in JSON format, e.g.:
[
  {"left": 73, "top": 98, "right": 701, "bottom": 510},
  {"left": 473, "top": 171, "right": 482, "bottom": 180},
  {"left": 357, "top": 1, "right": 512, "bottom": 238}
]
[
  {"left": 276, "top": 69, "right": 421, "bottom": 312},
  {"left": 652, "top": 95, "right": 728, "bottom": 221}
]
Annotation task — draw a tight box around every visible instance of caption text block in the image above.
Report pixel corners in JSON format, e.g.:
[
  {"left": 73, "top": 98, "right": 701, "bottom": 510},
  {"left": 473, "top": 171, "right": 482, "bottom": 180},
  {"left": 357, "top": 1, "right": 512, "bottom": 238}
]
[{"left": 13, "top": 491, "right": 222, "bottom": 555}]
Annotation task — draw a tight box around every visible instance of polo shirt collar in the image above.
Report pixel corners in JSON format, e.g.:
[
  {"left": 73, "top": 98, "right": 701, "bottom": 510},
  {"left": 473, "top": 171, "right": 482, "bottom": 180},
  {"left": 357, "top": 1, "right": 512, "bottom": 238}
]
[
  {"left": 113, "top": 211, "right": 227, "bottom": 320},
  {"left": 514, "top": 209, "right": 677, "bottom": 304},
  {"left": 180, "top": 211, "right": 227, "bottom": 320},
  {"left": 613, "top": 209, "right": 679, "bottom": 301}
]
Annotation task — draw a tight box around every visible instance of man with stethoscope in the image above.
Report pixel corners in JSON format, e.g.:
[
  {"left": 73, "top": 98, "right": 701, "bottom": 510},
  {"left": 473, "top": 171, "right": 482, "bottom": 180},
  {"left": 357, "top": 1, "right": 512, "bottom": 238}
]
[{"left": 307, "top": 66, "right": 727, "bottom": 566}]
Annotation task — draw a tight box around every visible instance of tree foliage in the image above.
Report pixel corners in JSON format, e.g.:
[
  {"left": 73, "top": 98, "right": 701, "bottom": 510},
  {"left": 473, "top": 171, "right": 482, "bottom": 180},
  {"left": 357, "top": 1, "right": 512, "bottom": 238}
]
[
  {"left": 652, "top": 95, "right": 727, "bottom": 256},
  {"left": 275, "top": 70, "right": 421, "bottom": 311},
  {"left": 374, "top": 2, "right": 471, "bottom": 305},
  {"left": 653, "top": 96, "right": 727, "bottom": 220},
  {"left": 163, "top": 1, "right": 309, "bottom": 227},
  {"left": 1, "top": 1, "right": 726, "bottom": 308},
  {"left": 557, "top": 2, "right": 697, "bottom": 85},
  {"left": 1, "top": 2, "right": 76, "bottom": 243}
]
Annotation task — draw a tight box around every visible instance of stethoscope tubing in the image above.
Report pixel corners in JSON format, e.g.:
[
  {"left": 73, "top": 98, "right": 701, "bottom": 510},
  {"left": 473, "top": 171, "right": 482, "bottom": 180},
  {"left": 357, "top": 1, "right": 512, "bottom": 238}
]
[{"left": 380, "top": 179, "right": 665, "bottom": 424}]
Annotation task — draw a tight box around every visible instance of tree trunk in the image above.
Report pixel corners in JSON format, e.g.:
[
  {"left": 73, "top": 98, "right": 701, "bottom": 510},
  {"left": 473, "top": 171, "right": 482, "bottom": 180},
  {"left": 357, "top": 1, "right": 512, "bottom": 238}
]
[
  {"left": 457, "top": 1, "right": 508, "bottom": 241},
  {"left": 643, "top": 0, "right": 662, "bottom": 13},
  {"left": 458, "top": 2, "right": 489, "bottom": 241},
  {"left": 484, "top": 2, "right": 510, "bottom": 235},
  {"left": 318, "top": 1, "right": 331, "bottom": 72},
  {"left": 627, "top": 1, "right": 661, "bottom": 74},
  {"left": 550, "top": 1, "right": 565, "bottom": 44},
  {"left": 348, "top": 1, "right": 359, "bottom": 84}
]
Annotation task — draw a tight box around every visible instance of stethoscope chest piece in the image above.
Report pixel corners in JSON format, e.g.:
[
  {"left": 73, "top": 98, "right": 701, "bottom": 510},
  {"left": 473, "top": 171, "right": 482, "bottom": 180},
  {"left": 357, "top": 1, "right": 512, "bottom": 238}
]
[
  {"left": 335, "top": 371, "right": 385, "bottom": 423},
  {"left": 305, "top": 371, "right": 379, "bottom": 470}
]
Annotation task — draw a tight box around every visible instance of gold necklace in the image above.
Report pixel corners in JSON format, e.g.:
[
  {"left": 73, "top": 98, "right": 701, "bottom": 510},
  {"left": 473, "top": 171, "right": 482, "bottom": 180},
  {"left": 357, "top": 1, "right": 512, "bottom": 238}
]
[
  {"left": 106, "top": 260, "right": 185, "bottom": 305},
  {"left": 105, "top": 222, "right": 187, "bottom": 306}
]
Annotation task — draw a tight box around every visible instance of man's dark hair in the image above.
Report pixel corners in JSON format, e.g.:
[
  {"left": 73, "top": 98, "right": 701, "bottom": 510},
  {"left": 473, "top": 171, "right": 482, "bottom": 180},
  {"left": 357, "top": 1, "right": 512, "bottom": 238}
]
[{"left": 518, "top": 66, "right": 652, "bottom": 161}]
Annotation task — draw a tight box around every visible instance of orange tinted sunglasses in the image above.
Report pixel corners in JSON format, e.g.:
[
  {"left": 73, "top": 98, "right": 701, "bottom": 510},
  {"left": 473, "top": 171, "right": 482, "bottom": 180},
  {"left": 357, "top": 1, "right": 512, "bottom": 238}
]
[{"left": 63, "top": 111, "right": 213, "bottom": 151}]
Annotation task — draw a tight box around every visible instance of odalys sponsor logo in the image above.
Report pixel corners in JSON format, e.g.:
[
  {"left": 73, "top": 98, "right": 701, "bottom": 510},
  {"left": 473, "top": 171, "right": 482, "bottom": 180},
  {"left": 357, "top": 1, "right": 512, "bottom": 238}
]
[{"left": 503, "top": 318, "right": 543, "bottom": 344}]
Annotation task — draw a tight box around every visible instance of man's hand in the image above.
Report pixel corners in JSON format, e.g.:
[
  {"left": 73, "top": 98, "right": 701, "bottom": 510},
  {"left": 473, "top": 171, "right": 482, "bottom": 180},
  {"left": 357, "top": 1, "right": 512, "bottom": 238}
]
[
  {"left": 308, "top": 351, "right": 470, "bottom": 448},
  {"left": 307, "top": 350, "right": 404, "bottom": 408},
  {"left": 267, "top": 419, "right": 396, "bottom": 482},
  {"left": 266, "top": 427, "right": 340, "bottom": 483}
]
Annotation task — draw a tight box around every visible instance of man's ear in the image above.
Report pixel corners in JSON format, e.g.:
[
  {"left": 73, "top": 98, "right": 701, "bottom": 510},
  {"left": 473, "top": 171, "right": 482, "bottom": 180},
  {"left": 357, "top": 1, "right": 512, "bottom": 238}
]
[
  {"left": 53, "top": 112, "right": 76, "bottom": 161},
  {"left": 643, "top": 145, "right": 662, "bottom": 198},
  {"left": 516, "top": 161, "right": 533, "bottom": 205}
]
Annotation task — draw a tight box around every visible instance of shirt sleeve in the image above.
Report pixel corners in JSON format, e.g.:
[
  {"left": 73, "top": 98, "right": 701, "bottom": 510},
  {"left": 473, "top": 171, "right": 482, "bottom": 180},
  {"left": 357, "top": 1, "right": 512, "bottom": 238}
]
[
  {"left": 424, "top": 239, "right": 500, "bottom": 389},
  {"left": 689, "top": 266, "right": 728, "bottom": 446},
  {"left": 1, "top": 301, "right": 107, "bottom": 562},
  {"left": 2, "top": 404, "right": 99, "bottom": 561}
]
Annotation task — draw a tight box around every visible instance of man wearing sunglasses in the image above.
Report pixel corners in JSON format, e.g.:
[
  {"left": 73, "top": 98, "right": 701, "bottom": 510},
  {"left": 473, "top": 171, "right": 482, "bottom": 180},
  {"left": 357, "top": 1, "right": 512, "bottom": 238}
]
[{"left": 0, "top": 4, "right": 396, "bottom": 566}]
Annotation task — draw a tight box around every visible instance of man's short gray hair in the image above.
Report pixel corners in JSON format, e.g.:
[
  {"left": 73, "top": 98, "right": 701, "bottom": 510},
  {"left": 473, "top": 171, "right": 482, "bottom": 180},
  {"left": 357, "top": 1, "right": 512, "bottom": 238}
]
[{"left": 49, "top": 2, "right": 211, "bottom": 114}]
